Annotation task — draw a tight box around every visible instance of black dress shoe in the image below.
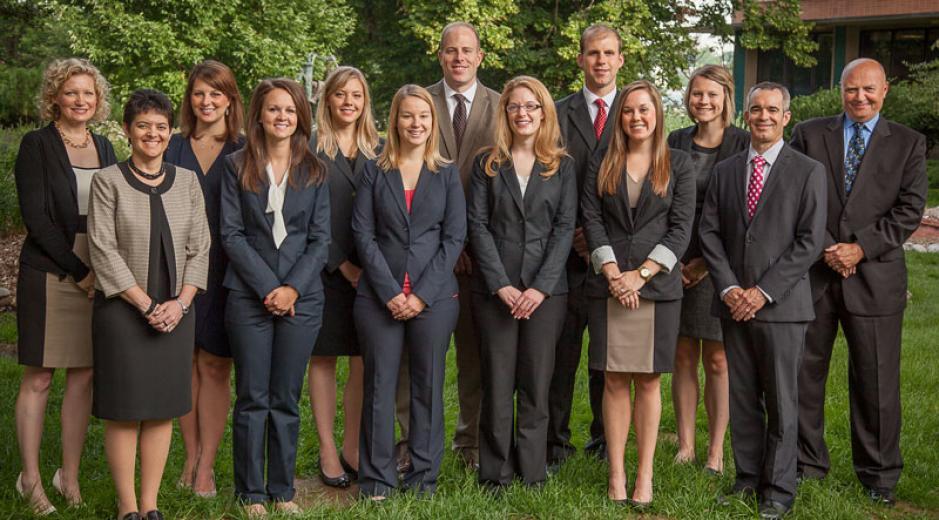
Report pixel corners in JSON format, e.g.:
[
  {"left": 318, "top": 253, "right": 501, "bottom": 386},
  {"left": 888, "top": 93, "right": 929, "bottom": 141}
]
[
  {"left": 144, "top": 510, "right": 164, "bottom": 520},
  {"left": 584, "top": 437, "right": 607, "bottom": 460},
  {"left": 716, "top": 485, "right": 757, "bottom": 506},
  {"left": 319, "top": 460, "right": 351, "bottom": 488},
  {"left": 121, "top": 513, "right": 141, "bottom": 520},
  {"left": 396, "top": 442, "right": 413, "bottom": 474},
  {"left": 866, "top": 487, "right": 896, "bottom": 506},
  {"left": 340, "top": 453, "right": 359, "bottom": 481},
  {"left": 758, "top": 499, "right": 790, "bottom": 519}
]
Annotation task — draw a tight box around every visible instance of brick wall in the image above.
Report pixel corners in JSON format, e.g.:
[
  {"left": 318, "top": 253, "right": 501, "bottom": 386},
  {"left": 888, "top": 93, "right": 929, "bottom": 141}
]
[{"left": 800, "top": 0, "right": 939, "bottom": 21}]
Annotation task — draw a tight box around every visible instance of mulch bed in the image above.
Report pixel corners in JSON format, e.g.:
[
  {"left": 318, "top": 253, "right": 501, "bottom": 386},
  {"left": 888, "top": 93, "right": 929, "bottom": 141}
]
[{"left": 0, "top": 232, "right": 24, "bottom": 311}]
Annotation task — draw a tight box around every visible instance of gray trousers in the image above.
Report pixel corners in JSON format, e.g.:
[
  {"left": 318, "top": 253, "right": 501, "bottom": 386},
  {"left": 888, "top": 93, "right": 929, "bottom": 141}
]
[
  {"left": 356, "top": 294, "right": 459, "bottom": 497},
  {"left": 227, "top": 290, "right": 322, "bottom": 504},
  {"left": 722, "top": 318, "right": 806, "bottom": 507}
]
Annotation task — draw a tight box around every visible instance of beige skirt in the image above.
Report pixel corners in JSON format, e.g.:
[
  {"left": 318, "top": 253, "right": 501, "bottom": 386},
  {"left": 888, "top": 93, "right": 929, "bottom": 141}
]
[
  {"left": 587, "top": 296, "right": 680, "bottom": 374},
  {"left": 17, "top": 234, "right": 93, "bottom": 367}
]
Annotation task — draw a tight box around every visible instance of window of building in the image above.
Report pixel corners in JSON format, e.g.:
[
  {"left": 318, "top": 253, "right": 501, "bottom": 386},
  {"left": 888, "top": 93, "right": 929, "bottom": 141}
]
[
  {"left": 859, "top": 28, "right": 939, "bottom": 80},
  {"left": 756, "top": 32, "right": 833, "bottom": 96}
]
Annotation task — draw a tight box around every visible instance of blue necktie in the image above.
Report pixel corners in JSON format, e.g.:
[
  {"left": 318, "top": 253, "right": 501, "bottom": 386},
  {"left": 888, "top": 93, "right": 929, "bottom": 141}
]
[{"left": 844, "top": 121, "right": 866, "bottom": 195}]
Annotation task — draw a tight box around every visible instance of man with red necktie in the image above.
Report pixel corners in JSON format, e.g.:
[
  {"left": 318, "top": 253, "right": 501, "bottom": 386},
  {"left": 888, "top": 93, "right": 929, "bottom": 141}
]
[
  {"left": 699, "top": 82, "right": 826, "bottom": 519},
  {"left": 548, "top": 23, "right": 625, "bottom": 470}
]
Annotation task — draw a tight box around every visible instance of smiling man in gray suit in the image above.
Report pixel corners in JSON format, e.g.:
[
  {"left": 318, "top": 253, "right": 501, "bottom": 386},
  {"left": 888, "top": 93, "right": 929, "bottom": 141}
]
[{"left": 700, "top": 82, "right": 826, "bottom": 519}]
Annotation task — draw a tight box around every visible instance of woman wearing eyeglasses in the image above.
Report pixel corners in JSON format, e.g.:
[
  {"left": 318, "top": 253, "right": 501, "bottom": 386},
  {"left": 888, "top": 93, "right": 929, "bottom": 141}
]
[{"left": 468, "top": 76, "right": 575, "bottom": 489}]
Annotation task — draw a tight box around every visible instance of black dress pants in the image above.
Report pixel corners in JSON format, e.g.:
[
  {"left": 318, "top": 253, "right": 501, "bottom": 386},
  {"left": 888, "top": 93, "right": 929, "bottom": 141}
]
[
  {"left": 798, "top": 281, "right": 904, "bottom": 491},
  {"left": 546, "top": 281, "right": 605, "bottom": 462},
  {"left": 723, "top": 319, "right": 806, "bottom": 508},
  {"left": 356, "top": 294, "right": 459, "bottom": 497},
  {"left": 227, "top": 289, "right": 322, "bottom": 504},
  {"left": 475, "top": 292, "right": 566, "bottom": 486}
]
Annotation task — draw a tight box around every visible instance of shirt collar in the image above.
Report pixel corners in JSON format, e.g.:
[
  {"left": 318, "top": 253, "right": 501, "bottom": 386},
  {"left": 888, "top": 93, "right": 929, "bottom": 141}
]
[
  {"left": 444, "top": 79, "right": 478, "bottom": 104},
  {"left": 844, "top": 112, "right": 880, "bottom": 134},
  {"left": 747, "top": 138, "right": 784, "bottom": 166},
  {"left": 582, "top": 86, "right": 617, "bottom": 109}
]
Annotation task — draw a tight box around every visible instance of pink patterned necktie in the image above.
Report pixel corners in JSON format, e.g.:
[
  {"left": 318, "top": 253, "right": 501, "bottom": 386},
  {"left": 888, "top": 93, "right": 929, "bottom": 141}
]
[
  {"left": 594, "top": 98, "right": 607, "bottom": 140},
  {"left": 747, "top": 155, "right": 765, "bottom": 219}
]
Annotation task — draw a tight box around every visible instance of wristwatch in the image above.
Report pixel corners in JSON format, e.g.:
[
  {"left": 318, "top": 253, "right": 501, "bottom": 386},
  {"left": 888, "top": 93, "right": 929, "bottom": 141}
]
[{"left": 638, "top": 266, "right": 653, "bottom": 282}]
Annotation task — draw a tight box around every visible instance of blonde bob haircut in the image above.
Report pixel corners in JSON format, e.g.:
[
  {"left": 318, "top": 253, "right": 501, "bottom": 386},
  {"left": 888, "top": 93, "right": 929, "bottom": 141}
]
[
  {"left": 484, "top": 75, "right": 565, "bottom": 178},
  {"left": 683, "top": 64, "right": 735, "bottom": 128},
  {"left": 39, "top": 58, "right": 111, "bottom": 122},
  {"left": 597, "top": 80, "right": 671, "bottom": 197},
  {"left": 315, "top": 66, "right": 380, "bottom": 161},
  {"left": 378, "top": 84, "right": 448, "bottom": 173}
]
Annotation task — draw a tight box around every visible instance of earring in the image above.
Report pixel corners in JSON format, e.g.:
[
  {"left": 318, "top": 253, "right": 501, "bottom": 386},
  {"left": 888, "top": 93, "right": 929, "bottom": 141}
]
[{"left": 225, "top": 108, "right": 230, "bottom": 116}]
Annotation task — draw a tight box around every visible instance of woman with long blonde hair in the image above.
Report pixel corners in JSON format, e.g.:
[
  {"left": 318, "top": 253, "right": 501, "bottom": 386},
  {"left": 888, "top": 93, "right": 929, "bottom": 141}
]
[
  {"left": 468, "top": 76, "right": 576, "bottom": 488},
  {"left": 306, "top": 66, "right": 380, "bottom": 488},
  {"left": 581, "top": 80, "right": 695, "bottom": 507},
  {"left": 352, "top": 84, "right": 465, "bottom": 499}
]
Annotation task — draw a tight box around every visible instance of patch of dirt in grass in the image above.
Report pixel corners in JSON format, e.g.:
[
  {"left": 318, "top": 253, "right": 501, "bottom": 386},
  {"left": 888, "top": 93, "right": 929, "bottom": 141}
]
[
  {"left": 0, "top": 232, "right": 24, "bottom": 311},
  {"left": 294, "top": 476, "right": 358, "bottom": 508}
]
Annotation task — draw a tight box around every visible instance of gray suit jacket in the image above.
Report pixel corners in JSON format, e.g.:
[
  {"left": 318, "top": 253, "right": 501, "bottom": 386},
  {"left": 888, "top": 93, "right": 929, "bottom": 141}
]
[
  {"left": 790, "top": 115, "right": 927, "bottom": 316},
  {"left": 699, "top": 143, "right": 827, "bottom": 322},
  {"left": 427, "top": 80, "right": 501, "bottom": 194}
]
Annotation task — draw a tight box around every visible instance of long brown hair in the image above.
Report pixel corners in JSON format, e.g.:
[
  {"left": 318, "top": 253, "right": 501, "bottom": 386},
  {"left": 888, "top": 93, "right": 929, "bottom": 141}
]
[
  {"left": 179, "top": 60, "right": 244, "bottom": 142},
  {"left": 315, "top": 66, "right": 379, "bottom": 160},
  {"left": 240, "top": 78, "right": 323, "bottom": 192},
  {"left": 378, "top": 84, "right": 447, "bottom": 173},
  {"left": 597, "top": 80, "right": 670, "bottom": 197},
  {"left": 484, "top": 76, "right": 565, "bottom": 178}
]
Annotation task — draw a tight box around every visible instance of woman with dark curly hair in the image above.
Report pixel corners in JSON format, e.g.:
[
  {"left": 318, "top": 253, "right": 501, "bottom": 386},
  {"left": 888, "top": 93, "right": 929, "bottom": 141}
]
[{"left": 13, "top": 57, "right": 116, "bottom": 515}]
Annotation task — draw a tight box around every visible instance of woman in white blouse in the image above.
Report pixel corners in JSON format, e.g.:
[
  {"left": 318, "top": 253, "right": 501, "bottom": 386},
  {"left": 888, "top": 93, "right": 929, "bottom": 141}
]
[{"left": 220, "top": 78, "right": 330, "bottom": 517}]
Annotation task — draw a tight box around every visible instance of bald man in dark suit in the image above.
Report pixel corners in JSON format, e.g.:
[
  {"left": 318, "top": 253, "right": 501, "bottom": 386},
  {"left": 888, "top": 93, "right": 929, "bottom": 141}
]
[{"left": 790, "top": 58, "right": 927, "bottom": 506}]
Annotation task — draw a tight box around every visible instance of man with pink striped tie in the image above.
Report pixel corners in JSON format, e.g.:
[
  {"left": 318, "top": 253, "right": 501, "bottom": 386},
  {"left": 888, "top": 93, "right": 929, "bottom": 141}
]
[{"left": 699, "top": 82, "right": 827, "bottom": 520}]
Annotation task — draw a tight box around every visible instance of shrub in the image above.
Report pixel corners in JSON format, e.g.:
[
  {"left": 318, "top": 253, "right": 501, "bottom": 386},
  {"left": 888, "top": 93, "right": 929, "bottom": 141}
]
[
  {"left": 0, "top": 125, "right": 33, "bottom": 235},
  {"left": 0, "top": 65, "right": 42, "bottom": 126}
]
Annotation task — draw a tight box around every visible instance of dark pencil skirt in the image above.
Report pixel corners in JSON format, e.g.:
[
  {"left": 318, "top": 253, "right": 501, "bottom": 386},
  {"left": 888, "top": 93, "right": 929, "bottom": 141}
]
[
  {"left": 92, "top": 293, "right": 194, "bottom": 421},
  {"left": 312, "top": 270, "right": 360, "bottom": 356}
]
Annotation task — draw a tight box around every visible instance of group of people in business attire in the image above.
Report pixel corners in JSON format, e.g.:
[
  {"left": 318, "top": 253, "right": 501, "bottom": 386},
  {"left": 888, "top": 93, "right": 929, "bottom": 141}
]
[{"left": 11, "top": 18, "right": 926, "bottom": 520}]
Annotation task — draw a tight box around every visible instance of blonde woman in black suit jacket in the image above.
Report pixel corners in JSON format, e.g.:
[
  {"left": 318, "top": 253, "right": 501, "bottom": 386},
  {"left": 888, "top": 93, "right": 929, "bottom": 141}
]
[
  {"left": 220, "top": 79, "right": 330, "bottom": 517},
  {"left": 666, "top": 65, "right": 748, "bottom": 474},
  {"left": 352, "top": 84, "right": 465, "bottom": 499},
  {"left": 13, "top": 58, "right": 116, "bottom": 515},
  {"left": 306, "top": 66, "right": 381, "bottom": 488},
  {"left": 468, "top": 76, "right": 575, "bottom": 488},
  {"left": 581, "top": 80, "right": 695, "bottom": 507}
]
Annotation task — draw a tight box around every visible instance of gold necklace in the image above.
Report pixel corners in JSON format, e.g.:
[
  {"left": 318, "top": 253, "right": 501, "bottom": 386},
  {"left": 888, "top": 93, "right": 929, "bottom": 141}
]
[{"left": 54, "top": 122, "right": 91, "bottom": 149}]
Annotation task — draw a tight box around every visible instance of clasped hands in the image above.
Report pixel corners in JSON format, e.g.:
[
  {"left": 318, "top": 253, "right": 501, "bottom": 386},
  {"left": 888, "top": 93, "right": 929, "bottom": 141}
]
[
  {"left": 722, "top": 287, "right": 766, "bottom": 322},
  {"left": 824, "top": 242, "right": 864, "bottom": 278},
  {"left": 680, "top": 257, "right": 709, "bottom": 288},
  {"left": 264, "top": 285, "right": 299, "bottom": 317},
  {"left": 387, "top": 292, "right": 426, "bottom": 321},
  {"left": 496, "top": 286, "right": 545, "bottom": 319},
  {"left": 146, "top": 298, "right": 186, "bottom": 333},
  {"left": 603, "top": 264, "right": 644, "bottom": 310}
]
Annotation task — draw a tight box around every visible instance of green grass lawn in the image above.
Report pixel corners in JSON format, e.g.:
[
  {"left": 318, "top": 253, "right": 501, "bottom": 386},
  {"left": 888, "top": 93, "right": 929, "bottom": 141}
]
[{"left": 2, "top": 254, "right": 939, "bottom": 518}]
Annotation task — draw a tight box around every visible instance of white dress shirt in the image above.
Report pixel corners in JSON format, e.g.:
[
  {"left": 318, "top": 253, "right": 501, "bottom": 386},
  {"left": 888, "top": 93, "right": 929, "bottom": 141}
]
[
  {"left": 265, "top": 163, "right": 289, "bottom": 249},
  {"left": 443, "top": 80, "right": 478, "bottom": 121},
  {"left": 582, "top": 86, "right": 617, "bottom": 124}
]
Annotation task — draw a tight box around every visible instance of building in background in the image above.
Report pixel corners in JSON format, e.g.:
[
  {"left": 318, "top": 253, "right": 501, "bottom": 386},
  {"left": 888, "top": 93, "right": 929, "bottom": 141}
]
[{"left": 733, "top": 1, "right": 939, "bottom": 107}]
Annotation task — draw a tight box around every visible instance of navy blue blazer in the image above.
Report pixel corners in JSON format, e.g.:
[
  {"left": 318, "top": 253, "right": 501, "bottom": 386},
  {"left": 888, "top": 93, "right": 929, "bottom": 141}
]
[
  {"left": 220, "top": 149, "right": 331, "bottom": 300},
  {"left": 352, "top": 160, "right": 466, "bottom": 306}
]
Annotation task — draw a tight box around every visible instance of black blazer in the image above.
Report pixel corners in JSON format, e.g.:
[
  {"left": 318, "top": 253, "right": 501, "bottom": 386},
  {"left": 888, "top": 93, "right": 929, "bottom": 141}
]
[
  {"left": 15, "top": 123, "right": 117, "bottom": 280},
  {"left": 698, "top": 143, "right": 827, "bottom": 322},
  {"left": 790, "top": 115, "right": 927, "bottom": 316},
  {"left": 352, "top": 160, "right": 466, "bottom": 306},
  {"left": 580, "top": 148, "right": 696, "bottom": 300},
  {"left": 556, "top": 90, "right": 622, "bottom": 286},
  {"left": 220, "top": 149, "right": 331, "bottom": 300},
  {"left": 467, "top": 153, "right": 577, "bottom": 296},
  {"left": 667, "top": 125, "right": 750, "bottom": 262}
]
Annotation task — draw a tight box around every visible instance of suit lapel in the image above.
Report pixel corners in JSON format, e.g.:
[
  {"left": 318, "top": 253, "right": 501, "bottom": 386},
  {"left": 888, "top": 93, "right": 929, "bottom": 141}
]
[
  {"left": 847, "top": 117, "right": 891, "bottom": 203},
  {"left": 522, "top": 161, "right": 544, "bottom": 209},
  {"left": 567, "top": 93, "right": 597, "bottom": 151},
  {"left": 632, "top": 174, "right": 653, "bottom": 228},
  {"left": 44, "top": 124, "right": 78, "bottom": 202},
  {"left": 430, "top": 81, "right": 457, "bottom": 161},
  {"left": 733, "top": 154, "right": 749, "bottom": 227},
  {"left": 460, "top": 83, "right": 491, "bottom": 164},
  {"left": 386, "top": 168, "right": 410, "bottom": 220},
  {"left": 823, "top": 117, "right": 846, "bottom": 204},
  {"left": 334, "top": 151, "right": 357, "bottom": 189},
  {"left": 499, "top": 162, "right": 525, "bottom": 215}
]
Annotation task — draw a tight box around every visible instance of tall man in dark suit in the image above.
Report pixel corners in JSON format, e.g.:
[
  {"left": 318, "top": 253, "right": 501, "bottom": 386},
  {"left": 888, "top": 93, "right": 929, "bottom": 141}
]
[
  {"left": 790, "top": 58, "right": 928, "bottom": 505},
  {"left": 546, "top": 24, "right": 624, "bottom": 468},
  {"left": 700, "top": 82, "right": 826, "bottom": 519},
  {"left": 400, "top": 21, "right": 500, "bottom": 470}
]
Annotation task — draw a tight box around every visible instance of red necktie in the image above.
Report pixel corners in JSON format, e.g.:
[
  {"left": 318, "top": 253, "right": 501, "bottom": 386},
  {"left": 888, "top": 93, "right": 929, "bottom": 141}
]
[
  {"left": 747, "top": 155, "right": 765, "bottom": 219},
  {"left": 594, "top": 98, "right": 607, "bottom": 140}
]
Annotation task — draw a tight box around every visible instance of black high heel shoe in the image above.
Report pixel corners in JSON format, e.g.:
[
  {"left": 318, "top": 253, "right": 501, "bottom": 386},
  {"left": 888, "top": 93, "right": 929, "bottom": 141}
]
[
  {"left": 339, "top": 453, "right": 359, "bottom": 481},
  {"left": 319, "top": 459, "right": 351, "bottom": 488}
]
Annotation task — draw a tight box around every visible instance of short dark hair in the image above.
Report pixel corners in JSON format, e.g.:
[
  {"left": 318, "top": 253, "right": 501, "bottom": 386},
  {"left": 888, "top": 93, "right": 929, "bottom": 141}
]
[
  {"left": 580, "top": 24, "right": 622, "bottom": 54},
  {"left": 123, "top": 88, "right": 174, "bottom": 128}
]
